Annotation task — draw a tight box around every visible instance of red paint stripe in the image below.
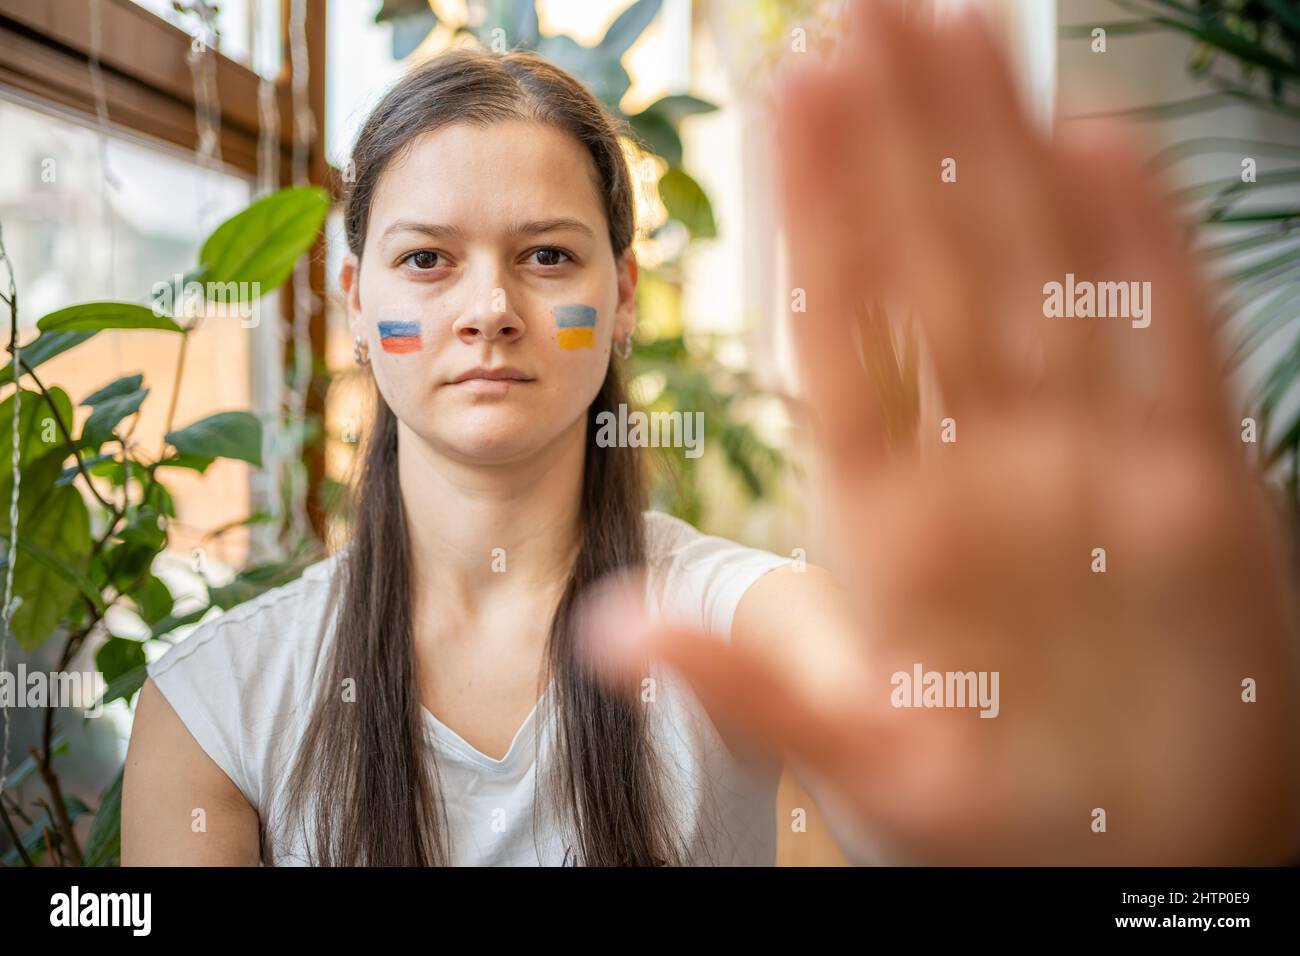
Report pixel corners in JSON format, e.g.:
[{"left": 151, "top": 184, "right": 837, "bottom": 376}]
[{"left": 380, "top": 337, "right": 421, "bottom": 354}]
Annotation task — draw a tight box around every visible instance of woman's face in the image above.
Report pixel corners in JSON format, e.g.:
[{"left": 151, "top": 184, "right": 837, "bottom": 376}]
[{"left": 341, "top": 120, "right": 636, "bottom": 464}]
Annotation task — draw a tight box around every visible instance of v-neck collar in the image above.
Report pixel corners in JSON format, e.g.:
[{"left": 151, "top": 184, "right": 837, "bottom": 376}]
[{"left": 421, "top": 682, "right": 552, "bottom": 774}]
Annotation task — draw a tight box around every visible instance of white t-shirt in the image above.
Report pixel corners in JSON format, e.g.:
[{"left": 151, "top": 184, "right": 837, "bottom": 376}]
[{"left": 146, "top": 510, "right": 795, "bottom": 866}]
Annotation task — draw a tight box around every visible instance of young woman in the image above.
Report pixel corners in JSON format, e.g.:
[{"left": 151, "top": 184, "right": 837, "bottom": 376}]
[
  {"left": 124, "top": 2, "right": 1300, "bottom": 866},
  {"left": 121, "top": 42, "right": 852, "bottom": 867}
]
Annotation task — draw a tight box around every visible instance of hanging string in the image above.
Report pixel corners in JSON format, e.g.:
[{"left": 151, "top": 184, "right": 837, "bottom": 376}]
[
  {"left": 285, "top": 0, "right": 315, "bottom": 546},
  {"left": 256, "top": 13, "right": 280, "bottom": 200},
  {"left": 184, "top": 2, "right": 224, "bottom": 227},
  {"left": 88, "top": 0, "right": 122, "bottom": 372},
  {"left": 253, "top": 0, "right": 282, "bottom": 562},
  {"left": 0, "top": 221, "right": 20, "bottom": 799}
]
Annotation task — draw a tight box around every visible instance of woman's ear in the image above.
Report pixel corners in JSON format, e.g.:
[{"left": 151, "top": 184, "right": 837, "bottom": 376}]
[
  {"left": 613, "top": 248, "right": 639, "bottom": 342},
  {"left": 339, "top": 253, "right": 364, "bottom": 341}
]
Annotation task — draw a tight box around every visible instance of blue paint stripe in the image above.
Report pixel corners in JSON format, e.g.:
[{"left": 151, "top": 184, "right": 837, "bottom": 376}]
[
  {"left": 554, "top": 305, "right": 596, "bottom": 328},
  {"left": 378, "top": 320, "right": 421, "bottom": 338}
]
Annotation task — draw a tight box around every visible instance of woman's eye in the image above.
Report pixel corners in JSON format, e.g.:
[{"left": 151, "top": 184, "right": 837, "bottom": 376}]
[
  {"left": 402, "top": 250, "right": 441, "bottom": 270},
  {"left": 530, "top": 247, "right": 572, "bottom": 267}
]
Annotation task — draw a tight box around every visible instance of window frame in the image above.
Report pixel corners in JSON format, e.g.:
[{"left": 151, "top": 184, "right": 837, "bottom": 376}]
[{"left": 0, "top": 0, "right": 334, "bottom": 538}]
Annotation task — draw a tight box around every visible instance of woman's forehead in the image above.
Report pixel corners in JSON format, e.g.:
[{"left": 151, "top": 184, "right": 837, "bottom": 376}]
[{"left": 370, "top": 120, "right": 605, "bottom": 230}]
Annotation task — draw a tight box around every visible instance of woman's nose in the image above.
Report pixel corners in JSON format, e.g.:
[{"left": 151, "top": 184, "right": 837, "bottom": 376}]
[{"left": 450, "top": 274, "right": 525, "bottom": 345}]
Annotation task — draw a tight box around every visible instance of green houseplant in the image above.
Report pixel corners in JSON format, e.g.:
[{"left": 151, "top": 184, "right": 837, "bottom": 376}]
[
  {"left": 0, "top": 185, "right": 329, "bottom": 866},
  {"left": 1065, "top": 0, "right": 1300, "bottom": 496}
]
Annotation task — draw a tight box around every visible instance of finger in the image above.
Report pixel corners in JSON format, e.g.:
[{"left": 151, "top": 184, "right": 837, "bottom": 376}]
[
  {"left": 839, "top": 1, "right": 1066, "bottom": 418},
  {"left": 1116, "top": 144, "right": 1232, "bottom": 436},
  {"left": 1068, "top": 123, "right": 1232, "bottom": 439},
  {"left": 1038, "top": 120, "right": 1135, "bottom": 411},
  {"left": 575, "top": 572, "right": 879, "bottom": 775},
  {"left": 775, "top": 61, "right": 893, "bottom": 477}
]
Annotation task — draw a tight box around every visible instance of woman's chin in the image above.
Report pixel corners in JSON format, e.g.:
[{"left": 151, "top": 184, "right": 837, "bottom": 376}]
[{"left": 430, "top": 420, "right": 551, "bottom": 465}]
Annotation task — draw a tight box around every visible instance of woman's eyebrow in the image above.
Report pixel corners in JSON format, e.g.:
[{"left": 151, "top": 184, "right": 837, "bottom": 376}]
[
  {"left": 510, "top": 217, "right": 595, "bottom": 239},
  {"left": 379, "top": 217, "right": 595, "bottom": 243},
  {"left": 380, "top": 219, "right": 465, "bottom": 242}
]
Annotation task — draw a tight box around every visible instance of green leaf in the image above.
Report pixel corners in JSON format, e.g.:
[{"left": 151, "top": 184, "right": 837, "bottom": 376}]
[
  {"left": 144, "top": 479, "right": 176, "bottom": 519},
  {"left": 1231, "top": 282, "right": 1300, "bottom": 369},
  {"left": 100, "top": 665, "right": 147, "bottom": 708},
  {"left": 165, "top": 411, "right": 263, "bottom": 467},
  {"left": 1256, "top": 0, "right": 1300, "bottom": 36},
  {"left": 628, "top": 107, "right": 683, "bottom": 166},
  {"left": 1, "top": 330, "right": 96, "bottom": 383},
  {"left": 199, "top": 186, "right": 330, "bottom": 293},
  {"left": 84, "top": 767, "right": 123, "bottom": 867},
  {"left": 1267, "top": 407, "right": 1300, "bottom": 466},
  {"left": 7, "top": 535, "right": 108, "bottom": 616},
  {"left": 36, "top": 302, "right": 182, "bottom": 334},
  {"left": 1207, "top": 207, "right": 1300, "bottom": 224},
  {"left": 0, "top": 387, "right": 74, "bottom": 516},
  {"left": 134, "top": 573, "right": 174, "bottom": 626},
  {"left": 81, "top": 374, "right": 144, "bottom": 407},
  {"left": 1112, "top": 2, "right": 1300, "bottom": 84},
  {"left": 153, "top": 451, "right": 215, "bottom": 474},
  {"left": 535, "top": 34, "right": 632, "bottom": 107},
  {"left": 107, "top": 506, "right": 167, "bottom": 593},
  {"left": 80, "top": 387, "right": 148, "bottom": 447},
  {"left": 207, "top": 560, "right": 306, "bottom": 610},
  {"left": 56, "top": 453, "right": 114, "bottom": 486},
  {"left": 640, "top": 94, "right": 718, "bottom": 125},
  {"left": 2, "top": 484, "right": 93, "bottom": 648},
  {"left": 96, "top": 636, "right": 147, "bottom": 686},
  {"left": 598, "top": 0, "right": 662, "bottom": 58},
  {"left": 658, "top": 167, "right": 717, "bottom": 239},
  {"left": 150, "top": 604, "right": 213, "bottom": 639},
  {"left": 374, "top": 0, "right": 439, "bottom": 59},
  {"left": 473, "top": 0, "right": 540, "bottom": 49}
]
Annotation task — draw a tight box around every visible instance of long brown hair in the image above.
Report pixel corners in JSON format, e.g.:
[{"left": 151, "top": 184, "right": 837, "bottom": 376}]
[{"left": 275, "top": 47, "right": 688, "bottom": 866}]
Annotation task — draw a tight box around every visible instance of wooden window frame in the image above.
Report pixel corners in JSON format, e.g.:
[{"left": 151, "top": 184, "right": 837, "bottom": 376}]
[{"left": 0, "top": 0, "right": 334, "bottom": 538}]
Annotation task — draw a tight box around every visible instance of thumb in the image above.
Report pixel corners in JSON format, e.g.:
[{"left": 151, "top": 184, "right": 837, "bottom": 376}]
[{"left": 575, "top": 570, "right": 864, "bottom": 776}]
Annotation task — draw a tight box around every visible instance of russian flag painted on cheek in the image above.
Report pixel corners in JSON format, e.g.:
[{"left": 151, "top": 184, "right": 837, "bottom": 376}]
[{"left": 378, "top": 320, "right": 421, "bottom": 354}]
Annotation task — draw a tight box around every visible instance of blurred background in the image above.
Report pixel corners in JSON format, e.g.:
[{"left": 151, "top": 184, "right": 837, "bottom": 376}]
[{"left": 0, "top": 0, "right": 1295, "bottom": 866}]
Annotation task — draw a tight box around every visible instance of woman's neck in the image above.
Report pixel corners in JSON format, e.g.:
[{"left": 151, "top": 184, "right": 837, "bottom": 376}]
[{"left": 397, "top": 416, "right": 586, "bottom": 619}]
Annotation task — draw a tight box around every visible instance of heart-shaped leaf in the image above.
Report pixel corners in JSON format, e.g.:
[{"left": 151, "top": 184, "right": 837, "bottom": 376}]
[
  {"left": 199, "top": 186, "right": 330, "bottom": 293},
  {"left": 36, "top": 303, "right": 181, "bottom": 334},
  {"left": 165, "top": 411, "right": 263, "bottom": 467}
]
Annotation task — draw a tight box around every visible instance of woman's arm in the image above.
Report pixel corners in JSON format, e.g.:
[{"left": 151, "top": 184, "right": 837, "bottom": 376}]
[
  {"left": 731, "top": 564, "right": 897, "bottom": 863},
  {"left": 730, "top": 564, "right": 871, "bottom": 727},
  {"left": 122, "top": 678, "right": 261, "bottom": 865}
]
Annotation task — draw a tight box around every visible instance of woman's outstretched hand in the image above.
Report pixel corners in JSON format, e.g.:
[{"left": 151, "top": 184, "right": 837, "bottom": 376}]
[{"left": 577, "top": 0, "right": 1300, "bottom": 864}]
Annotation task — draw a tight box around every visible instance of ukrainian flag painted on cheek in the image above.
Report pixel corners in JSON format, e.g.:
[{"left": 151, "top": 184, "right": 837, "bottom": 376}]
[{"left": 554, "top": 305, "right": 596, "bottom": 350}]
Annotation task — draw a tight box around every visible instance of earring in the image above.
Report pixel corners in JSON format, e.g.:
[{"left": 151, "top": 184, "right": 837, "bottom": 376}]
[
  {"left": 353, "top": 335, "right": 370, "bottom": 366},
  {"left": 614, "top": 332, "right": 633, "bottom": 360}
]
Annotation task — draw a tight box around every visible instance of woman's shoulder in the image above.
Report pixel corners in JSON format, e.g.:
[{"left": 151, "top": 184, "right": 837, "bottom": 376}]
[
  {"left": 147, "top": 550, "right": 343, "bottom": 686},
  {"left": 143, "top": 550, "right": 345, "bottom": 809},
  {"left": 640, "top": 510, "right": 794, "bottom": 640}
]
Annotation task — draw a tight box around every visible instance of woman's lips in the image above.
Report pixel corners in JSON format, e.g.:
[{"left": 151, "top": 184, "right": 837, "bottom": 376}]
[{"left": 449, "top": 377, "right": 532, "bottom": 394}]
